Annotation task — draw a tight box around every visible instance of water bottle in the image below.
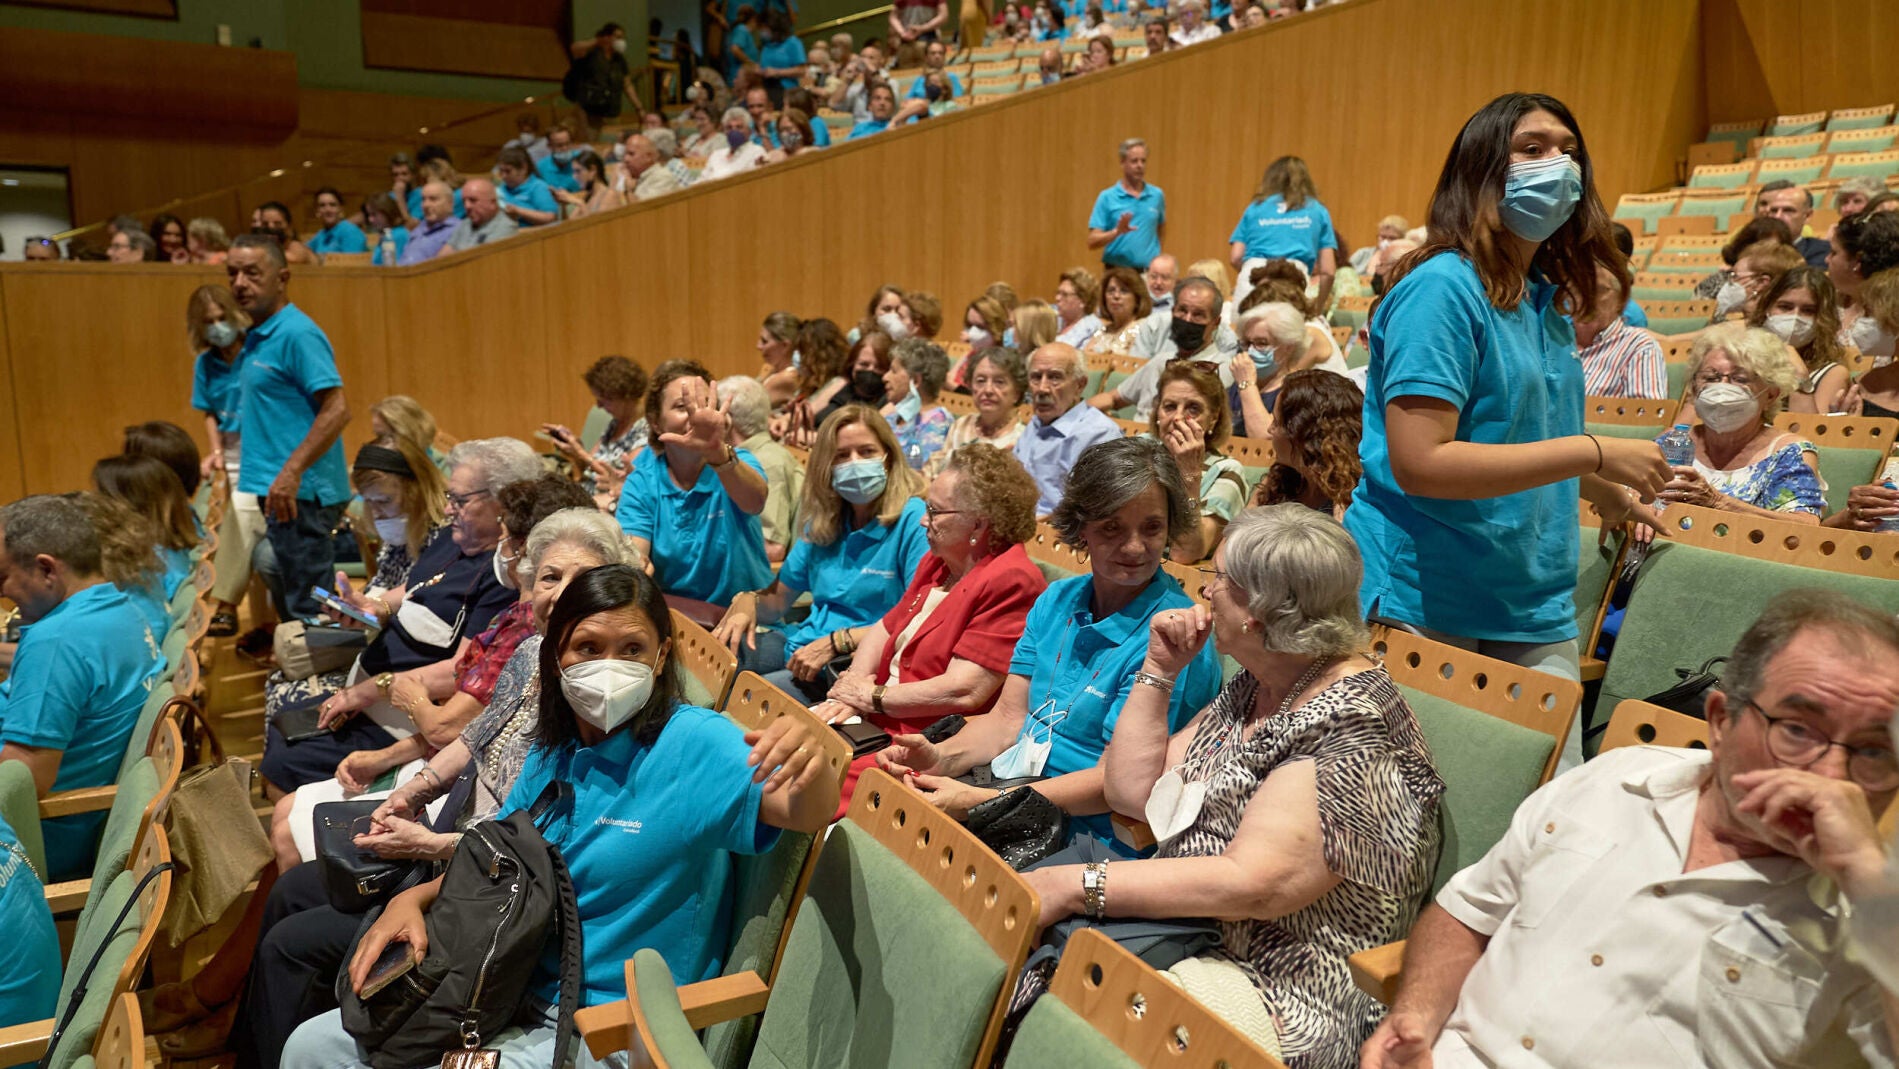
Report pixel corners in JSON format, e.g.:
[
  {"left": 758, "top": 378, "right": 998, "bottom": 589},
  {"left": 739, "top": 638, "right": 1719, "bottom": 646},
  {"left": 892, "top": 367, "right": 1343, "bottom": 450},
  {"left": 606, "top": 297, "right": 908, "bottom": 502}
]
[
  {"left": 1878, "top": 482, "right": 1899, "bottom": 535},
  {"left": 1654, "top": 424, "right": 1694, "bottom": 512},
  {"left": 379, "top": 229, "right": 397, "bottom": 266},
  {"left": 905, "top": 439, "right": 925, "bottom": 469}
]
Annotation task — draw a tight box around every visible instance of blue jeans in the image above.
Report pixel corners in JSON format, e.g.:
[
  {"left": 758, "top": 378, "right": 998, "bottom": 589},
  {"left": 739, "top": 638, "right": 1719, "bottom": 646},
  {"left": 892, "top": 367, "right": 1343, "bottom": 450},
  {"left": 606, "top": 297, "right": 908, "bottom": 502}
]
[
  {"left": 267, "top": 501, "right": 345, "bottom": 619},
  {"left": 282, "top": 1001, "right": 627, "bottom": 1069},
  {"left": 737, "top": 629, "right": 833, "bottom": 704}
]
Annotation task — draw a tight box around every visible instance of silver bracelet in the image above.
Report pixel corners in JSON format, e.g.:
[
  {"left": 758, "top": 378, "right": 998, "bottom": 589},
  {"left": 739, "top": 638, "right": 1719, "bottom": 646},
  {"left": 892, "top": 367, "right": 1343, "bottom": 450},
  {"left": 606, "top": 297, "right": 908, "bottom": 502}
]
[
  {"left": 1132, "top": 671, "right": 1175, "bottom": 692},
  {"left": 1082, "top": 862, "right": 1108, "bottom": 920}
]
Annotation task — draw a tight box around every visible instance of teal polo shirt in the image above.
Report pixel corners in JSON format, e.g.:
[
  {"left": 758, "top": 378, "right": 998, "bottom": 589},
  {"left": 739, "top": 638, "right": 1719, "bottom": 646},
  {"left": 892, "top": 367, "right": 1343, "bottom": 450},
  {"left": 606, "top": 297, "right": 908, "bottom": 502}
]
[
  {"left": 191, "top": 348, "right": 244, "bottom": 434},
  {"left": 1227, "top": 194, "right": 1336, "bottom": 271},
  {"left": 0, "top": 813, "right": 59, "bottom": 1029},
  {"left": 777, "top": 497, "right": 930, "bottom": 654},
  {"left": 307, "top": 220, "right": 368, "bottom": 256},
  {"left": 234, "top": 303, "right": 351, "bottom": 506},
  {"left": 0, "top": 583, "right": 161, "bottom": 879},
  {"left": 534, "top": 153, "right": 582, "bottom": 193},
  {"left": 1346, "top": 252, "right": 1584, "bottom": 644},
  {"left": 499, "top": 176, "right": 560, "bottom": 222},
  {"left": 1088, "top": 181, "right": 1166, "bottom": 269},
  {"left": 757, "top": 36, "right": 806, "bottom": 89},
  {"left": 370, "top": 227, "right": 410, "bottom": 265},
  {"left": 1007, "top": 571, "right": 1220, "bottom": 851},
  {"left": 615, "top": 448, "right": 774, "bottom": 605},
  {"left": 503, "top": 704, "right": 777, "bottom": 1006}
]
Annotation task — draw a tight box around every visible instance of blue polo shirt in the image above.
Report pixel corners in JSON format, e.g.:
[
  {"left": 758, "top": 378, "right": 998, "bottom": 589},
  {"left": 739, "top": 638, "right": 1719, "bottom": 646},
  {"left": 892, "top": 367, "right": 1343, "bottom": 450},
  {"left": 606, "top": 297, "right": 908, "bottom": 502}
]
[
  {"left": 504, "top": 704, "right": 777, "bottom": 1006},
  {"left": 307, "top": 220, "right": 368, "bottom": 256},
  {"left": 1227, "top": 194, "right": 1336, "bottom": 271},
  {"left": 1013, "top": 402, "right": 1125, "bottom": 515},
  {"left": 906, "top": 71, "right": 965, "bottom": 99},
  {"left": 758, "top": 36, "right": 806, "bottom": 89},
  {"left": 534, "top": 153, "right": 582, "bottom": 193},
  {"left": 767, "top": 121, "right": 831, "bottom": 149},
  {"left": 1007, "top": 571, "right": 1220, "bottom": 851},
  {"left": 191, "top": 348, "right": 244, "bottom": 434},
  {"left": 1346, "top": 252, "right": 1583, "bottom": 644},
  {"left": 404, "top": 187, "right": 464, "bottom": 221},
  {"left": 498, "top": 176, "right": 560, "bottom": 224},
  {"left": 1622, "top": 298, "right": 1649, "bottom": 329},
  {"left": 849, "top": 118, "right": 890, "bottom": 140},
  {"left": 1089, "top": 181, "right": 1166, "bottom": 269},
  {"left": 616, "top": 448, "right": 774, "bottom": 605},
  {"left": 0, "top": 813, "right": 59, "bottom": 1029},
  {"left": 727, "top": 24, "right": 760, "bottom": 80},
  {"left": 235, "top": 303, "right": 351, "bottom": 506},
  {"left": 370, "top": 226, "right": 410, "bottom": 266},
  {"left": 0, "top": 583, "right": 161, "bottom": 879},
  {"left": 778, "top": 497, "right": 930, "bottom": 654}
]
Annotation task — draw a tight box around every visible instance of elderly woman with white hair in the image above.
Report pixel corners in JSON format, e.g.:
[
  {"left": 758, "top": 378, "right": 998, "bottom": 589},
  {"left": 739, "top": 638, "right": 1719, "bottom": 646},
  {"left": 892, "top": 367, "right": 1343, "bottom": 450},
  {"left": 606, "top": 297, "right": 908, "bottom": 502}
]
[
  {"left": 257, "top": 437, "right": 544, "bottom": 795},
  {"left": 718, "top": 375, "right": 804, "bottom": 561},
  {"left": 644, "top": 125, "right": 695, "bottom": 189},
  {"left": 1651, "top": 322, "right": 1824, "bottom": 522},
  {"left": 1228, "top": 301, "right": 1332, "bottom": 437},
  {"left": 1023, "top": 504, "right": 1444, "bottom": 1066},
  {"left": 701, "top": 106, "right": 769, "bottom": 179}
]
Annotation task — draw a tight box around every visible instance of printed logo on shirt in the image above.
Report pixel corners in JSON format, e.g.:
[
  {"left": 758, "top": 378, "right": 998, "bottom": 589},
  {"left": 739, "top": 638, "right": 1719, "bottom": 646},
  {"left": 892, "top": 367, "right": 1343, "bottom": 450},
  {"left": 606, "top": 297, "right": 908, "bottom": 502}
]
[
  {"left": 597, "top": 816, "right": 643, "bottom": 833},
  {"left": 860, "top": 568, "right": 897, "bottom": 579},
  {"left": 1084, "top": 685, "right": 1111, "bottom": 700}
]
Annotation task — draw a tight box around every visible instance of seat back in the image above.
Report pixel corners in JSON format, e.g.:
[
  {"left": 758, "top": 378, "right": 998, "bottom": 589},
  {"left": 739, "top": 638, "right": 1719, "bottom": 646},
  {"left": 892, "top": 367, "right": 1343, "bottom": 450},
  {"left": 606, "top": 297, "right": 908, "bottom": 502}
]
[
  {"left": 669, "top": 609, "right": 739, "bottom": 711},
  {"left": 1754, "top": 131, "right": 1826, "bottom": 158},
  {"left": 1825, "top": 149, "right": 1899, "bottom": 181},
  {"left": 84, "top": 717, "right": 182, "bottom": 918},
  {"left": 1594, "top": 504, "right": 1899, "bottom": 726},
  {"left": 1675, "top": 189, "right": 1753, "bottom": 230},
  {"left": 748, "top": 770, "right": 1036, "bottom": 1069},
  {"left": 1767, "top": 110, "right": 1827, "bottom": 137},
  {"left": 51, "top": 824, "right": 171, "bottom": 1069},
  {"left": 1643, "top": 299, "right": 1716, "bottom": 336},
  {"left": 1574, "top": 525, "right": 1622, "bottom": 659},
  {"left": 1329, "top": 295, "right": 1374, "bottom": 328},
  {"left": 1611, "top": 191, "right": 1681, "bottom": 233},
  {"left": 1025, "top": 522, "right": 1090, "bottom": 584},
  {"left": 86, "top": 993, "right": 146, "bottom": 1069},
  {"left": 1753, "top": 155, "right": 1826, "bottom": 185},
  {"left": 1599, "top": 699, "right": 1709, "bottom": 753},
  {"left": 0, "top": 760, "right": 48, "bottom": 879},
  {"left": 1225, "top": 435, "right": 1274, "bottom": 490},
  {"left": 1004, "top": 928, "right": 1287, "bottom": 1069},
  {"left": 1373, "top": 629, "right": 1577, "bottom": 895},
  {"left": 703, "top": 674, "right": 852, "bottom": 1069},
  {"left": 1827, "top": 107, "right": 1895, "bottom": 132},
  {"left": 1772, "top": 413, "right": 1899, "bottom": 514},
  {"left": 1687, "top": 160, "right": 1756, "bottom": 189},
  {"left": 116, "top": 682, "right": 178, "bottom": 781}
]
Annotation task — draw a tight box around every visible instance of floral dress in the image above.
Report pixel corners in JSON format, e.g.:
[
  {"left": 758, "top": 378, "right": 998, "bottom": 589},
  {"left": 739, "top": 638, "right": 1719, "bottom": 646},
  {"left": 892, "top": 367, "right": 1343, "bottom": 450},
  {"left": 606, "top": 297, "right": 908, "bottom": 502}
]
[
  {"left": 1687, "top": 436, "right": 1827, "bottom": 516},
  {"left": 894, "top": 405, "right": 954, "bottom": 469},
  {"left": 586, "top": 418, "right": 648, "bottom": 495}
]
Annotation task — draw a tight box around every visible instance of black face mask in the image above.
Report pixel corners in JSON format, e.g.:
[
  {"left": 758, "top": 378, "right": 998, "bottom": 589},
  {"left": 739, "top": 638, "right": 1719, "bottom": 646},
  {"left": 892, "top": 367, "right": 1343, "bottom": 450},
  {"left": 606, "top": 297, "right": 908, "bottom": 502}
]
[
  {"left": 1371, "top": 272, "right": 1389, "bottom": 296},
  {"left": 926, "top": 82, "right": 945, "bottom": 103},
  {"left": 852, "top": 369, "right": 886, "bottom": 398},
  {"left": 1169, "top": 316, "right": 1207, "bottom": 354}
]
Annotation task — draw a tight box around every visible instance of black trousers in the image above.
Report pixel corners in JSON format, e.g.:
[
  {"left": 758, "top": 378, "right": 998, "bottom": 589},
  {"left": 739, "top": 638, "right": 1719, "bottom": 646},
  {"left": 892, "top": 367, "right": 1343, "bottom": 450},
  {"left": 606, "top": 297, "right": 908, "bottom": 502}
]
[{"left": 232, "top": 861, "right": 366, "bottom": 1069}]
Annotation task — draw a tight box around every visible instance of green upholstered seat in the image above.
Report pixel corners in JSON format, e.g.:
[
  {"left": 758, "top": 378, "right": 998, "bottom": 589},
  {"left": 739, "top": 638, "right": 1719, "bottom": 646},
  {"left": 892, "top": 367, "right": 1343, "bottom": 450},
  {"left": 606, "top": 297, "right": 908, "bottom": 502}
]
[
  {"left": 1806, "top": 444, "right": 1884, "bottom": 514},
  {"left": 117, "top": 682, "right": 175, "bottom": 781},
  {"left": 701, "top": 823, "right": 816, "bottom": 1069},
  {"left": 0, "top": 760, "right": 47, "bottom": 880},
  {"left": 1665, "top": 361, "right": 1691, "bottom": 399},
  {"left": 1584, "top": 421, "right": 1667, "bottom": 443},
  {"left": 1394, "top": 687, "right": 1554, "bottom": 895},
  {"left": 1631, "top": 283, "right": 1694, "bottom": 303},
  {"left": 1827, "top": 152, "right": 1899, "bottom": 180},
  {"left": 1755, "top": 159, "right": 1826, "bottom": 184},
  {"left": 1345, "top": 340, "right": 1370, "bottom": 370},
  {"left": 50, "top": 871, "right": 142, "bottom": 1069},
  {"left": 578, "top": 405, "right": 613, "bottom": 451},
  {"left": 156, "top": 629, "right": 186, "bottom": 685},
  {"left": 1002, "top": 992, "right": 1137, "bottom": 1068},
  {"left": 678, "top": 670, "right": 719, "bottom": 711},
  {"left": 1674, "top": 193, "right": 1749, "bottom": 230},
  {"left": 1594, "top": 540, "right": 1899, "bottom": 728},
  {"left": 79, "top": 758, "right": 158, "bottom": 919},
  {"left": 167, "top": 581, "right": 195, "bottom": 625},
  {"left": 1329, "top": 305, "right": 1369, "bottom": 329},
  {"left": 1574, "top": 526, "right": 1619, "bottom": 652}
]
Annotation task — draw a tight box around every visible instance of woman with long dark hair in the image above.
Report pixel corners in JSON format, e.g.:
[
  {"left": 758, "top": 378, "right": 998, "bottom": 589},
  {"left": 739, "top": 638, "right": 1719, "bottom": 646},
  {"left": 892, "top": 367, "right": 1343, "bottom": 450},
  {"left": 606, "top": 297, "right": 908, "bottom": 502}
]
[{"left": 1345, "top": 93, "right": 1669, "bottom": 766}]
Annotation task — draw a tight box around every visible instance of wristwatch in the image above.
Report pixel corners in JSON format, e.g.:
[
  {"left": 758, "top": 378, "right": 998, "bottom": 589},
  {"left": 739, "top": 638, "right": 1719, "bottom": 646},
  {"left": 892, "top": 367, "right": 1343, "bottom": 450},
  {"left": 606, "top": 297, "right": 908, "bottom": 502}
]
[
  {"left": 1081, "top": 862, "right": 1108, "bottom": 920},
  {"left": 375, "top": 672, "right": 396, "bottom": 698},
  {"left": 872, "top": 683, "right": 887, "bottom": 715}
]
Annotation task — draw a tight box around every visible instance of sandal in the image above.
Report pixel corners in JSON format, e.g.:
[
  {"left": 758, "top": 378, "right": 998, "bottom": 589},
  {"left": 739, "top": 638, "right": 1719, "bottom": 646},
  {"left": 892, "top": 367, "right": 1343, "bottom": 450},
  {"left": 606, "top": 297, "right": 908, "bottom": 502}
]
[
  {"left": 155, "top": 1000, "right": 239, "bottom": 1060},
  {"left": 207, "top": 611, "right": 239, "bottom": 637},
  {"left": 138, "top": 980, "right": 219, "bottom": 1035}
]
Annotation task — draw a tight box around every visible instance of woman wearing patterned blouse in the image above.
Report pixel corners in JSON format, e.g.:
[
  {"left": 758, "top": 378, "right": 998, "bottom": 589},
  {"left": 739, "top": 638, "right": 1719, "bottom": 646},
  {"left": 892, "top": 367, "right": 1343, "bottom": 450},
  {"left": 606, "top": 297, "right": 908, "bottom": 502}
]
[
  {"left": 1026, "top": 505, "right": 1444, "bottom": 1068},
  {"left": 1651, "top": 324, "right": 1824, "bottom": 523},
  {"left": 544, "top": 355, "right": 650, "bottom": 500},
  {"left": 922, "top": 347, "right": 1029, "bottom": 480}
]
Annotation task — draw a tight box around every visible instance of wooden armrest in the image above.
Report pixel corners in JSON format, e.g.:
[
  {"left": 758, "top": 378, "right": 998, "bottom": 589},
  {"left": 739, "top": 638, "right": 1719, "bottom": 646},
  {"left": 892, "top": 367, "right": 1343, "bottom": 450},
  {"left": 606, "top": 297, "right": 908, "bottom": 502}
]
[
  {"left": 38, "top": 785, "right": 116, "bottom": 819},
  {"left": 1348, "top": 940, "right": 1406, "bottom": 1005},
  {"left": 1579, "top": 655, "right": 1605, "bottom": 682},
  {"left": 1110, "top": 812, "right": 1155, "bottom": 852},
  {"left": 0, "top": 1019, "right": 51, "bottom": 1067},
  {"left": 576, "top": 970, "right": 769, "bottom": 1060},
  {"left": 42, "top": 878, "right": 88, "bottom": 915}
]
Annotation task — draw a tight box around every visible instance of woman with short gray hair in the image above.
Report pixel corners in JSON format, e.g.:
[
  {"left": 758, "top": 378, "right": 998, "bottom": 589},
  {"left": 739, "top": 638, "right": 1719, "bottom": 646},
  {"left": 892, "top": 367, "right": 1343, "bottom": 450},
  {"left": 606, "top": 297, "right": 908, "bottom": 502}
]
[
  {"left": 881, "top": 338, "right": 954, "bottom": 468},
  {"left": 1022, "top": 503, "right": 1444, "bottom": 1062},
  {"left": 878, "top": 436, "right": 1224, "bottom": 852}
]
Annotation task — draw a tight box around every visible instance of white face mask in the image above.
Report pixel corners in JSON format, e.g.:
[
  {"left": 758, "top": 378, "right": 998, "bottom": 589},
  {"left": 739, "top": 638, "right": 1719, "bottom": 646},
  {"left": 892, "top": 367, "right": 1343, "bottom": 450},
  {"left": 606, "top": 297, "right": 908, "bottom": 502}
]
[
  {"left": 1144, "top": 765, "right": 1207, "bottom": 844},
  {"left": 560, "top": 658, "right": 656, "bottom": 734},
  {"left": 988, "top": 699, "right": 1061, "bottom": 779},
  {"left": 877, "top": 311, "right": 910, "bottom": 340},
  {"left": 1765, "top": 313, "right": 1816, "bottom": 348},
  {"left": 1694, "top": 381, "right": 1763, "bottom": 434},
  {"left": 1714, "top": 280, "right": 1748, "bottom": 317},
  {"left": 372, "top": 517, "right": 407, "bottom": 547},
  {"left": 963, "top": 325, "right": 991, "bottom": 346},
  {"left": 492, "top": 546, "right": 520, "bottom": 588},
  {"left": 1850, "top": 315, "right": 1897, "bottom": 357}
]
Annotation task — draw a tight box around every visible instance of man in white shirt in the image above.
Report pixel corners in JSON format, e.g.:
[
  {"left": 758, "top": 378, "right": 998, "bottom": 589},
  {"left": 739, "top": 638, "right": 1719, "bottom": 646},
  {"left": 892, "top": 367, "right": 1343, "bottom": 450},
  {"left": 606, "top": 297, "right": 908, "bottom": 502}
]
[
  {"left": 1363, "top": 591, "right": 1899, "bottom": 1069},
  {"left": 1170, "top": 0, "right": 1221, "bottom": 46},
  {"left": 702, "top": 107, "right": 769, "bottom": 180},
  {"left": 1092, "top": 277, "right": 1237, "bottom": 419},
  {"left": 827, "top": 39, "right": 887, "bottom": 122},
  {"left": 1144, "top": 253, "right": 1178, "bottom": 314},
  {"left": 617, "top": 132, "right": 682, "bottom": 201}
]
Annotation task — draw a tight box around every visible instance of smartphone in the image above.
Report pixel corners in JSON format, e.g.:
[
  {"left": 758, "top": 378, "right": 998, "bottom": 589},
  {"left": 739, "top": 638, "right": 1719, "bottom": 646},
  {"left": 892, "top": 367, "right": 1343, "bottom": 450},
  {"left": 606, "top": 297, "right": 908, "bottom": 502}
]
[
  {"left": 359, "top": 940, "right": 419, "bottom": 999},
  {"left": 310, "top": 586, "right": 379, "bottom": 629}
]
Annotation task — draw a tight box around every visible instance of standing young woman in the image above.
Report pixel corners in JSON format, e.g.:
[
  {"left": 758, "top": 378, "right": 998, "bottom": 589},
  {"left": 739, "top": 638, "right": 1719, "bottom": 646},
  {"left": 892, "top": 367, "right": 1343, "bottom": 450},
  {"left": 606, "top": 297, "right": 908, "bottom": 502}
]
[{"left": 1346, "top": 93, "right": 1669, "bottom": 752}]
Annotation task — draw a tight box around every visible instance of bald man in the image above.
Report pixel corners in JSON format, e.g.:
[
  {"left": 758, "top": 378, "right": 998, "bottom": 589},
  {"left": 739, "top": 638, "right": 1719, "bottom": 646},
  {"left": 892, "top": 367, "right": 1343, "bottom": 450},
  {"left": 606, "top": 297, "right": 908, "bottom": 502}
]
[{"left": 397, "top": 181, "right": 460, "bottom": 264}]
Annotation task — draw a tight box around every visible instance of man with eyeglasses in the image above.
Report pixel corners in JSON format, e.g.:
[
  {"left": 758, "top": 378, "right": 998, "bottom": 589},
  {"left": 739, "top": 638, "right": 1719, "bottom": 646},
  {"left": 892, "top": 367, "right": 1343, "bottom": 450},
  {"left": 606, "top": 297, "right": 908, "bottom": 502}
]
[
  {"left": 1012, "top": 343, "right": 1121, "bottom": 516},
  {"left": 1364, "top": 590, "right": 1899, "bottom": 1069}
]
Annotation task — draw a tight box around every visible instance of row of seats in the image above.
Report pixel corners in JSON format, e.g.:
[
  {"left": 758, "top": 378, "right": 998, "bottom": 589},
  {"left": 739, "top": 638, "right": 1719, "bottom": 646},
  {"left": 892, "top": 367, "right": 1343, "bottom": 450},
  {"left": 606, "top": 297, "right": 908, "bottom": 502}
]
[
  {"left": 1705, "top": 103, "right": 1898, "bottom": 153},
  {"left": 1689, "top": 146, "right": 1899, "bottom": 187}
]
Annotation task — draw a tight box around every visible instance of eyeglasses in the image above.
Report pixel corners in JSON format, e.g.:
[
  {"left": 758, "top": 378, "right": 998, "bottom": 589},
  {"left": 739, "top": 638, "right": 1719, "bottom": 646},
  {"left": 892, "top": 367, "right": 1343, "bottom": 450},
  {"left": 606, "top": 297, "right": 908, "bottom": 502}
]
[
  {"left": 1741, "top": 698, "right": 1899, "bottom": 792},
  {"left": 923, "top": 505, "right": 964, "bottom": 524},
  {"left": 1194, "top": 565, "right": 1231, "bottom": 590},
  {"left": 1693, "top": 371, "right": 1756, "bottom": 388},
  {"left": 444, "top": 488, "right": 493, "bottom": 511}
]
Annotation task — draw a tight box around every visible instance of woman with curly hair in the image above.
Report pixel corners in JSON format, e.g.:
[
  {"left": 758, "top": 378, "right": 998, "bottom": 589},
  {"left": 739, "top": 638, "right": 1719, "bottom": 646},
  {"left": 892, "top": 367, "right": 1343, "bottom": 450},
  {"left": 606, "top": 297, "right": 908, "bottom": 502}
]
[
  {"left": 777, "top": 318, "right": 851, "bottom": 443},
  {"left": 1253, "top": 369, "right": 1364, "bottom": 521},
  {"left": 1747, "top": 266, "right": 1849, "bottom": 414}
]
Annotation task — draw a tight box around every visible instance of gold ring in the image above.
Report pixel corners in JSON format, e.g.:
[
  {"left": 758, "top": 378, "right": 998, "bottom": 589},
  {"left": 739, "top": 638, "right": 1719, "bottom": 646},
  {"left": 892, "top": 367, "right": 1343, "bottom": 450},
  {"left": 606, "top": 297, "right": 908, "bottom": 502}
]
[{"left": 796, "top": 746, "right": 810, "bottom": 756}]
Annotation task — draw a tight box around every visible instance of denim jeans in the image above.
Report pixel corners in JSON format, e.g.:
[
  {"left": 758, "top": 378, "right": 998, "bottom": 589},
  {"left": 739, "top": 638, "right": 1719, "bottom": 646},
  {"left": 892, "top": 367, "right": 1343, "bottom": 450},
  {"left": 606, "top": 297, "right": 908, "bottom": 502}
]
[{"left": 266, "top": 501, "right": 345, "bottom": 619}]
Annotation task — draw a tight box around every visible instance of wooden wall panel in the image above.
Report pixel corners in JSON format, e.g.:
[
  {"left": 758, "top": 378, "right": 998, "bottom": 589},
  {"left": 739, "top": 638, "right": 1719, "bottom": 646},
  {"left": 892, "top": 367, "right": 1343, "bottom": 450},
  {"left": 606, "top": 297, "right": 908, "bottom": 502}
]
[
  {"left": 0, "top": 294, "right": 23, "bottom": 504},
  {"left": 1, "top": 0, "right": 1715, "bottom": 494},
  {"left": 1703, "top": 0, "right": 1899, "bottom": 124}
]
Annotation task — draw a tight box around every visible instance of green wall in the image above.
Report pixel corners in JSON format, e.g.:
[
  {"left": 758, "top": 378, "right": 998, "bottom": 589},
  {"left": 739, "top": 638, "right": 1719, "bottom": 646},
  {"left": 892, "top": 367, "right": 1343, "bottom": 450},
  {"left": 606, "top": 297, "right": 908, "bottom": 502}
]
[{"left": 0, "top": 0, "right": 651, "bottom": 102}]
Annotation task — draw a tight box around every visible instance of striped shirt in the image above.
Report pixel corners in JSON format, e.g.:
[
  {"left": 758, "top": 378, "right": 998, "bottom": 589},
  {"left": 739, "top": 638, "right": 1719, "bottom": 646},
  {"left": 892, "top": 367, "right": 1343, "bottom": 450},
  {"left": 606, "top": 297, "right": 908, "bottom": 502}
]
[{"left": 1579, "top": 319, "right": 1668, "bottom": 399}]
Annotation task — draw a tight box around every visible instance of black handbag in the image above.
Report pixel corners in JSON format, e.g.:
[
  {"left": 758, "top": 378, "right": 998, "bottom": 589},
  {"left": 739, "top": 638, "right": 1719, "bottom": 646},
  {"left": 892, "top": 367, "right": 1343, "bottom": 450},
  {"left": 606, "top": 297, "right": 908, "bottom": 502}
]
[
  {"left": 964, "top": 786, "right": 1067, "bottom": 871},
  {"left": 314, "top": 800, "right": 430, "bottom": 913}
]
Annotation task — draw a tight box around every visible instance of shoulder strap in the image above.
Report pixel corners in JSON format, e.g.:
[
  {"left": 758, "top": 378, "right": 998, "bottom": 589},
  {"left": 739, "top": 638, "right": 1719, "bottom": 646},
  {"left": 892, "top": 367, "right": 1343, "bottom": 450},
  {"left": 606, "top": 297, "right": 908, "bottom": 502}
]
[
  {"left": 546, "top": 841, "right": 583, "bottom": 1069},
  {"left": 38, "top": 862, "right": 174, "bottom": 1069}
]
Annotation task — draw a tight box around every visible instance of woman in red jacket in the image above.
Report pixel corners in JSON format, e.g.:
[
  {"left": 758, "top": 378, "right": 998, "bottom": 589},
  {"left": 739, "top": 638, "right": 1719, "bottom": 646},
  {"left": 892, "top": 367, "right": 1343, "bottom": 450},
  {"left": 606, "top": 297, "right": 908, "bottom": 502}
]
[{"left": 812, "top": 443, "right": 1047, "bottom": 814}]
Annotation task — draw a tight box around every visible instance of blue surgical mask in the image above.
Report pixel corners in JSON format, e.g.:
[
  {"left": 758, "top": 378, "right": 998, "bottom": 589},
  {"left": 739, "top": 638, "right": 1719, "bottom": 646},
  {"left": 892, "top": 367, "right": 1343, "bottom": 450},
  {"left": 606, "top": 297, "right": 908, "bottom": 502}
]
[
  {"left": 553, "top": 149, "right": 576, "bottom": 164},
  {"left": 1248, "top": 344, "right": 1277, "bottom": 379},
  {"left": 725, "top": 128, "right": 748, "bottom": 150},
  {"left": 1498, "top": 153, "right": 1583, "bottom": 243},
  {"left": 204, "top": 321, "right": 242, "bottom": 349},
  {"left": 831, "top": 458, "right": 888, "bottom": 505}
]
